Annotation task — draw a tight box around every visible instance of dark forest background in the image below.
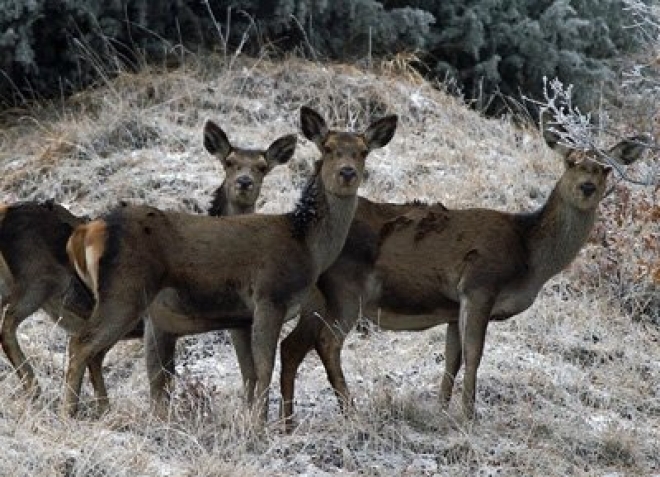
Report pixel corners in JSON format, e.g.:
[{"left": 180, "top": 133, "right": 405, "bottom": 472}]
[{"left": 0, "top": 0, "right": 651, "bottom": 115}]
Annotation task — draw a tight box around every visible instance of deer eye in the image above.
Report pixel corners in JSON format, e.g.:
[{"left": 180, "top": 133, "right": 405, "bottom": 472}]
[
  {"left": 225, "top": 159, "right": 235, "bottom": 168},
  {"left": 257, "top": 164, "right": 268, "bottom": 174}
]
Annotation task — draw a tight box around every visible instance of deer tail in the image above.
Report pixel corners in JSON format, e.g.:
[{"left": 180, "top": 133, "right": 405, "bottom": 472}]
[{"left": 67, "top": 220, "right": 107, "bottom": 298}]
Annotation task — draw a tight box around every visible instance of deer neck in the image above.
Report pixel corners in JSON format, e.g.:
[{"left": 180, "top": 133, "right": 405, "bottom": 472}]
[
  {"left": 522, "top": 185, "right": 597, "bottom": 285},
  {"left": 289, "top": 174, "right": 358, "bottom": 273},
  {"left": 208, "top": 181, "right": 255, "bottom": 217}
]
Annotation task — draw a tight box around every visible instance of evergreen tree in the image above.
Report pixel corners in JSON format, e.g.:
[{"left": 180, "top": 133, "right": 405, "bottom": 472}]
[{"left": 0, "top": 0, "right": 651, "bottom": 113}]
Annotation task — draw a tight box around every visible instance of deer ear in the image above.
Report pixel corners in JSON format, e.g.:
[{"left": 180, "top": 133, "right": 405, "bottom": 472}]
[
  {"left": 204, "top": 120, "right": 232, "bottom": 160},
  {"left": 608, "top": 135, "right": 650, "bottom": 165},
  {"left": 265, "top": 134, "right": 297, "bottom": 167},
  {"left": 300, "top": 106, "right": 328, "bottom": 146},
  {"left": 544, "top": 128, "right": 573, "bottom": 158},
  {"left": 564, "top": 153, "right": 577, "bottom": 168},
  {"left": 364, "top": 115, "right": 398, "bottom": 150}
]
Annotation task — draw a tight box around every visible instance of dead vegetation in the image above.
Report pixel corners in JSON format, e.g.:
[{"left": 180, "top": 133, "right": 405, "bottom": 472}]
[{"left": 0, "top": 53, "right": 658, "bottom": 475}]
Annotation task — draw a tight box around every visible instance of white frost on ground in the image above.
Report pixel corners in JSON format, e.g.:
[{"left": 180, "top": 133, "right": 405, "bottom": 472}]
[{"left": 0, "top": 56, "right": 657, "bottom": 476}]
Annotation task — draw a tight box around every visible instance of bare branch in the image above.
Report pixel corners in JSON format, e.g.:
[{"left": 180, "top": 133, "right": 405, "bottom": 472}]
[{"left": 527, "top": 77, "right": 657, "bottom": 186}]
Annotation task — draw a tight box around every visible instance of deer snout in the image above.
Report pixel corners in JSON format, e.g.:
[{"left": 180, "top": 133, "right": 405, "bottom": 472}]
[
  {"left": 580, "top": 182, "right": 597, "bottom": 197},
  {"left": 339, "top": 166, "right": 358, "bottom": 182},
  {"left": 236, "top": 176, "right": 254, "bottom": 190}
]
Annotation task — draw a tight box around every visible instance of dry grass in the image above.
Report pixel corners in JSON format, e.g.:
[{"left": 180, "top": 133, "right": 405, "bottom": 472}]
[{"left": 0, "top": 53, "right": 658, "bottom": 476}]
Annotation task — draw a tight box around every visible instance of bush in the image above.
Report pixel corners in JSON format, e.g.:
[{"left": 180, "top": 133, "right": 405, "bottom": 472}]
[
  {"left": 0, "top": 0, "right": 652, "bottom": 115},
  {"left": 0, "top": 0, "right": 434, "bottom": 107},
  {"left": 382, "top": 0, "right": 651, "bottom": 114}
]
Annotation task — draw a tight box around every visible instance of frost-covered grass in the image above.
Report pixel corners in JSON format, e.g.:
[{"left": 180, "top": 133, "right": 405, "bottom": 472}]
[{"left": 0, "top": 54, "right": 658, "bottom": 476}]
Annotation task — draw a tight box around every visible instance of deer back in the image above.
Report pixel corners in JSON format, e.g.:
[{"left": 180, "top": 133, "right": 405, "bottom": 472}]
[
  {"left": 375, "top": 207, "right": 529, "bottom": 312},
  {"left": 1, "top": 201, "right": 84, "bottom": 281}
]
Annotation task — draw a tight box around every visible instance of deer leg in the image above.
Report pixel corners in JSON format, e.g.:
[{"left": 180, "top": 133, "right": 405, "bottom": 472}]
[
  {"left": 314, "top": 284, "right": 360, "bottom": 417},
  {"left": 316, "top": 323, "right": 351, "bottom": 413},
  {"left": 229, "top": 327, "right": 257, "bottom": 405},
  {"left": 87, "top": 348, "right": 110, "bottom": 415},
  {"left": 64, "top": 301, "right": 143, "bottom": 417},
  {"left": 279, "top": 311, "right": 318, "bottom": 431},
  {"left": 297, "top": 273, "right": 372, "bottom": 429},
  {"left": 439, "top": 321, "right": 462, "bottom": 407},
  {"left": 1, "top": 284, "right": 51, "bottom": 395},
  {"left": 143, "top": 319, "right": 177, "bottom": 416},
  {"left": 458, "top": 291, "right": 493, "bottom": 419},
  {"left": 251, "top": 300, "right": 286, "bottom": 424}
]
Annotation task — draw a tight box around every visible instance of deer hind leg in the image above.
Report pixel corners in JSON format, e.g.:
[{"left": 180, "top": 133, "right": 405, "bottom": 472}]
[
  {"left": 230, "top": 327, "right": 257, "bottom": 405},
  {"left": 64, "top": 300, "right": 144, "bottom": 417},
  {"left": 87, "top": 348, "right": 110, "bottom": 416},
  {"left": 457, "top": 290, "right": 493, "bottom": 419},
  {"left": 144, "top": 318, "right": 178, "bottom": 417},
  {"left": 439, "top": 321, "right": 462, "bottom": 408},
  {"left": 251, "top": 300, "right": 286, "bottom": 424},
  {"left": 1, "top": 283, "right": 53, "bottom": 396}
]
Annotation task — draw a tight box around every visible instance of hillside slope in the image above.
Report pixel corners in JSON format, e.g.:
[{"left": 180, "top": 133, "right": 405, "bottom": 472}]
[{"left": 0, "top": 55, "right": 658, "bottom": 476}]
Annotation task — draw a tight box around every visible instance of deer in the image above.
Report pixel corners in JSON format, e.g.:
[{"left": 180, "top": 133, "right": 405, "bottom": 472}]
[
  {"left": 141, "top": 121, "right": 296, "bottom": 407},
  {"left": 64, "top": 106, "right": 398, "bottom": 422},
  {"left": 0, "top": 120, "right": 293, "bottom": 412},
  {"left": 0, "top": 200, "right": 97, "bottom": 397},
  {"left": 278, "top": 136, "right": 648, "bottom": 428}
]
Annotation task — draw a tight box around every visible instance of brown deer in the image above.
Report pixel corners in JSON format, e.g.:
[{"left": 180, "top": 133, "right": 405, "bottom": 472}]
[
  {"left": 142, "top": 121, "right": 296, "bottom": 407},
  {"left": 0, "top": 200, "right": 97, "bottom": 397},
  {"left": 65, "top": 106, "right": 398, "bottom": 421},
  {"left": 0, "top": 121, "right": 293, "bottom": 411},
  {"left": 279, "top": 137, "right": 648, "bottom": 427}
]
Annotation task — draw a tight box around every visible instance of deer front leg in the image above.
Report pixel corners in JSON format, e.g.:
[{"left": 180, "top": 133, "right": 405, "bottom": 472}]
[
  {"left": 280, "top": 309, "right": 318, "bottom": 431},
  {"left": 314, "top": 284, "right": 361, "bottom": 417},
  {"left": 316, "top": 323, "right": 351, "bottom": 413},
  {"left": 439, "top": 320, "right": 462, "bottom": 408},
  {"left": 280, "top": 286, "right": 328, "bottom": 430},
  {"left": 251, "top": 300, "right": 286, "bottom": 424},
  {"left": 458, "top": 291, "right": 493, "bottom": 419},
  {"left": 144, "top": 319, "right": 178, "bottom": 417},
  {"left": 229, "top": 327, "right": 257, "bottom": 405}
]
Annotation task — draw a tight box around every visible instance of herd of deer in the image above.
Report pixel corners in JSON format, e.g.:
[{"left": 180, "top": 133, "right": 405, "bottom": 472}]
[{"left": 0, "top": 106, "right": 648, "bottom": 430}]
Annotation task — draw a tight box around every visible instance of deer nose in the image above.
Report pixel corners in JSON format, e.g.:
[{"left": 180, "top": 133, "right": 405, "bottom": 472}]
[
  {"left": 236, "top": 176, "right": 253, "bottom": 190},
  {"left": 339, "top": 166, "right": 357, "bottom": 181},
  {"left": 580, "top": 182, "right": 597, "bottom": 197}
]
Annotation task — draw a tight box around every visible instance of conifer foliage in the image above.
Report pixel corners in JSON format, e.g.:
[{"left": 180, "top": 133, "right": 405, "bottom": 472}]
[{"left": 0, "top": 0, "right": 651, "bottom": 111}]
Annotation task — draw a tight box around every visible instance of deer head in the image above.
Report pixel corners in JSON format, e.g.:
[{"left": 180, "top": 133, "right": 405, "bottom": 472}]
[
  {"left": 300, "top": 106, "right": 398, "bottom": 197},
  {"left": 204, "top": 120, "right": 297, "bottom": 208},
  {"left": 558, "top": 136, "right": 648, "bottom": 211}
]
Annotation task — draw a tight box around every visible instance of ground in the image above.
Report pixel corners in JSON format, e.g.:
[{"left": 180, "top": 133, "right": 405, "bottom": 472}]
[{"left": 0, "top": 54, "right": 658, "bottom": 476}]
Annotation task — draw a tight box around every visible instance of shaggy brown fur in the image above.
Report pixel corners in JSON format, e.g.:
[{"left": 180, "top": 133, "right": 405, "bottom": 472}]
[
  {"left": 65, "top": 107, "right": 398, "bottom": 421},
  {"left": 278, "top": 137, "right": 647, "bottom": 428}
]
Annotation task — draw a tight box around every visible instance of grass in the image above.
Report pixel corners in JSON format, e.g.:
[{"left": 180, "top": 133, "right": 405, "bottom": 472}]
[{"left": 0, "top": 53, "right": 658, "bottom": 476}]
